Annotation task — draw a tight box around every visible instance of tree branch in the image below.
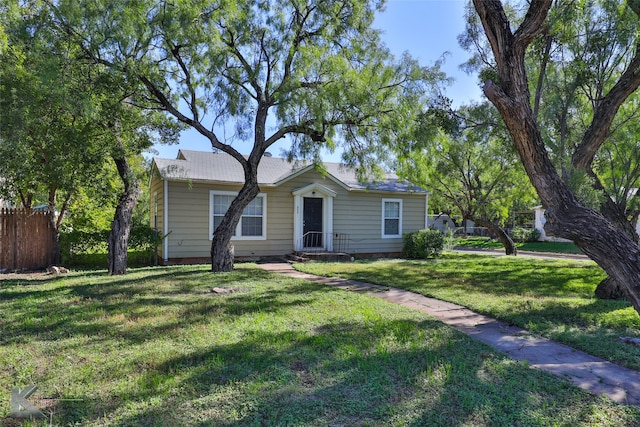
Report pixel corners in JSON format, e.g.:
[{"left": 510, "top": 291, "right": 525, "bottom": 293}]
[
  {"left": 220, "top": 27, "right": 263, "bottom": 101},
  {"left": 169, "top": 43, "right": 199, "bottom": 122},
  {"left": 572, "top": 44, "right": 640, "bottom": 170},
  {"left": 513, "top": 0, "right": 553, "bottom": 51},
  {"left": 138, "top": 75, "right": 245, "bottom": 165}
]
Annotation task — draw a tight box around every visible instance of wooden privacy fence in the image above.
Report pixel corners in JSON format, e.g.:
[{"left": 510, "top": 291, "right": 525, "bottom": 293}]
[{"left": 0, "top": 208, "right": 55, "bottom": 271}]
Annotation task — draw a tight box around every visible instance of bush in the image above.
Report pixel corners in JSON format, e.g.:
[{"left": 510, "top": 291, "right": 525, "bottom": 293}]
[
  {"left": 403, "top": 229, "right": 444, "bottom": 259},
  {"left": 60, "top": 226, "right": 163, "bottom": 268},
  {"left": 511, "top": 226, "right": 541, "bottom": 243}
]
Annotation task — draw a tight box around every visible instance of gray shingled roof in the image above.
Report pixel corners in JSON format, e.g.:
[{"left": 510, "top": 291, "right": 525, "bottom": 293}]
[{"left": 153, "top": 149, "right": 425, "bottom": 193}]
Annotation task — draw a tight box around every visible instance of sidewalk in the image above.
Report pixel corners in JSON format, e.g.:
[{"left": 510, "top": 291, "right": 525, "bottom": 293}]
[{"left": 259, "top": 262, "right": 640, "bottom": 406}]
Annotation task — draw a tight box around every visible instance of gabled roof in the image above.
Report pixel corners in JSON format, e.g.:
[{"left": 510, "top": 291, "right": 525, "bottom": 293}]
[{"left": 153, "top": 149, "right": 425, "bottom": 193}]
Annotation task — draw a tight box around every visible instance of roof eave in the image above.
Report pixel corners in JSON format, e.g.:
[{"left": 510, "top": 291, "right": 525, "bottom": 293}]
[{"left": 156, "top": 176, "right": 278, "bottom": 187}]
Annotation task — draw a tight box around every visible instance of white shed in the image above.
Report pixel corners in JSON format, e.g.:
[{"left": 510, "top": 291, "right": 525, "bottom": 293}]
[{"left": 532, "top": 206, "right": 572, "bottom": 242}]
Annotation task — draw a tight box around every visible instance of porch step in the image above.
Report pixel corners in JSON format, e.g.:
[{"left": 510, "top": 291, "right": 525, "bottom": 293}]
[
  {"left": 297, "top": 252, "right": 353, "bottom": 262},
  {"left": 284, "top": 253, "right": 310, "bottom": 263}
]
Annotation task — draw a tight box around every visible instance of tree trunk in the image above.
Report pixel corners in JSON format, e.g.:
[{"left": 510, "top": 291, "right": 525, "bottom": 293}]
[
  {"left": 210, "top": 178, "right": 260, "bottom": 272},
  {"left": 48, "top": 210, "right": 61, "bottom": 266},
  {"left": 47, "top": 187, "right": 62, "bottom": 266},
  {"left": 595, "top": 277, "right": 627, "bottom": 300},
  {"left": 211, "top": 235, "right": 235, "bottom": 272},
  {"left": 592, "top": 191, "right": 638, "bottom": 300},
  {"left": 108, "top": 153, "right": 141, "bottom": 275},
  {"left": 549, "top": 204, "right": 640, "bottom": 305},
  {"left": 473, "top": 0, "right": 640, "bottom": 315},
  {"left": 476, "top": 218, "right": 517, "bottom": 255}
]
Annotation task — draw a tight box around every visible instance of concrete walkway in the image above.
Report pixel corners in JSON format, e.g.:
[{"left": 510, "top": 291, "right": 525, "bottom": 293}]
[{"left": 259, "top": 262, "right": 640, "bottom": 406}]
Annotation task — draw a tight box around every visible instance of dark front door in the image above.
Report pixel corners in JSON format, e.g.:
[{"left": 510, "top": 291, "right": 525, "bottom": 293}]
[{"left": 303, "top": 197, "right": 323, "bottom": 247}]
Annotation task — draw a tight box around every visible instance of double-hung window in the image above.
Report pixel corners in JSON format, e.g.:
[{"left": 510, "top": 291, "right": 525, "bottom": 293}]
[
  {"left": 210, "top": 191, "right": 267, "bottom": 240},
  {"left": 382, "top": 198, "right": 402, "bottom": 238}
]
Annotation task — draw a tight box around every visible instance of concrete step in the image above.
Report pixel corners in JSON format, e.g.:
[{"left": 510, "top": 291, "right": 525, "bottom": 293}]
[{"left": 297, "top": 252, "right": 352, "bottom": 262}]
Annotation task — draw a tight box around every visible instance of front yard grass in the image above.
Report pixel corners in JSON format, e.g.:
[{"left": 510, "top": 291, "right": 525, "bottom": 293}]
[
  {"left": 1, "top": 264, "right": 639, "bottom": 426},
  {"left": 296, "top": 254, "right": 640, "bottom": 372},
  {"left": 456, "top": 236, "right": 583, "bottom": 254}
]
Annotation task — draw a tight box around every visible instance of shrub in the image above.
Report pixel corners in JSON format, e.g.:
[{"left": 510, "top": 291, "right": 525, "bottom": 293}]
[
  {"left": 403, "top": 229, "right": 444, "bottom": 259},
  {"left": 511, "top": 226, "right": 541, "bottom": 243},
  {"left": 529, "top": 228, "right": 542, "bottom": 242},
  {"left": 60, "top": 226, "right": 163, "bottom": 268}
]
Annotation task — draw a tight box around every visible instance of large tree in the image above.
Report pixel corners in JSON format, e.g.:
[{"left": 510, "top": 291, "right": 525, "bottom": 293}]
[
  {"left": 397, "top": 102, "right": 536, "bottom": 255},
  {"left": 0, "top": 3, "right": 106, "bottom": 264},
  {"left": 1, "top": 1, "right": 177, "bottom": 272},
  {"left": 53, "top": 0, "right": 444, "bottom": 272},
  {"left": 97, "top": 89, "right": 180, "bottom": 275},
  {"left": 526, "top": 3, "right": 640, "bottom": 298},
  {"left": 471, "top": 0, "right": 640, "bottom": 314}
]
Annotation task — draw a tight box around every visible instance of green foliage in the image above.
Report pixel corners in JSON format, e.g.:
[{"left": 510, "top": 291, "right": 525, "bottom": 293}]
[
  {"left": 396, "top": 101, "right": 537, "bottom": 230},
  {"left": 0, "top": 2, "right": 177, "bottom": 241},
  {"left": 0, "top": 3, "right": 106, "bottom": 215},
  {"left": 566, "top": 168, "right": 603, "bottom": 210},
  {"left": 443, "top": 228, "right": 457, "bottom": 252},
  {"left": 60, "top": 226, "right": 162, "bottom": 267},
  {"left": 63, "top": 155, "right": 153, "bottom": 233},
  {"left": 511, "top": 226, "right": 541, "bottom": 243},
  {"left": 52, "top": 0, "right": 446, "bottom": 271},
  {"left": 526, "top": 2, "right": 640, "bottom": 224},
  {"left": 402, "top": 229, "right": 444, "bottom": 259},
  {"left": 55, "top": 0, "right": 444, "bottom": 171}
]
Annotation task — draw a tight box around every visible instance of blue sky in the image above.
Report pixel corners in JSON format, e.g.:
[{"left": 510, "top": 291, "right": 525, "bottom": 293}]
[{"left": 150, "top": 0, "right": 483, "bottom": 161}]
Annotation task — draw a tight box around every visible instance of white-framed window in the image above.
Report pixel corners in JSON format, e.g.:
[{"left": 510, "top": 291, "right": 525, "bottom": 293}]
[
  {"left": 210, "top": 191, "right": 267, "bottom": 240},
  {"left": 382, "top": 198, "right": 402, "bottom": 238}
]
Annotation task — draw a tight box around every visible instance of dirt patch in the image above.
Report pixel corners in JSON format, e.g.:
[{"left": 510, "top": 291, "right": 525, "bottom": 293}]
[{"left": 0, "top": 271, "right": 55, "bottom": 281}]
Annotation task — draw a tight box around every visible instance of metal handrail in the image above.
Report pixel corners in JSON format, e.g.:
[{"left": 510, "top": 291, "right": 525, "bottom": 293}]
[{"left": 297, "top": 232, "right": 350, "bottom": 253}]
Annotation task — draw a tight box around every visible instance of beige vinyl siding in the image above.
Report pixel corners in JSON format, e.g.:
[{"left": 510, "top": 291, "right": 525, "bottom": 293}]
[
  {"left": 280, "top": 170, "right": 426, "bottom": 255},
  {"left": 164, "top": 181, "right": 210, "bottom": 259},
  {"left": 333, "top": 191, "right": 425, "bottom": 254},
  {"left": 259, "top": 184, "right": 294, "bottom": 255},
  {"left": 163, "top": 181, "right": 296, "bottom": 259},
  {"left": 158, "top": 168, "right": 426, "bottom": 260}
]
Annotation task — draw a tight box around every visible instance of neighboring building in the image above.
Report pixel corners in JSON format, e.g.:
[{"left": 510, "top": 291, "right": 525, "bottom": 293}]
[
  {"left": 427, "top": 213, "right": 475, "bottom": 234},
  {"left": 150, "top": 149, "right": 428, "bottom": 264},
  {"left": 427, "top": 213, "right": 457, "bottom": 233},
  {"left": 534, "top": 205, "right": 640, "bottom": 242},
  {"left": 533, "top": 206, "right": 573, "bottom": 242}
]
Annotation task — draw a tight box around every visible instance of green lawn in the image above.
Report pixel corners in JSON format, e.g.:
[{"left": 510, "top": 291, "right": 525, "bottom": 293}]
[
  {"left": 296, "top": 254, "right": 640, "bottom": 372},
  {"left": 2, "top": 264, "right": 639, "bottom": 426},
  {"left": 456, "top": 237, "right": 583, "bottom": 254}
]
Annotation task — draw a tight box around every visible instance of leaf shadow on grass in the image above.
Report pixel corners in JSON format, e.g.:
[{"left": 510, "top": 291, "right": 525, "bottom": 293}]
[
  {"left": 344, "top": 256, "right": 605, "bottom": 299},
  {"left": 0, "top": 267, "right": 201, "bottom": 300},
  {"left": 0, "top": 269, "right": 204, "bottom": 345},
  {"left": 103, "top": 316, "right": 638, "bottom": 427},
  {"left": 4, "top": 266, "right": 640, "bottom": 426},
  {"left": 494, "top": 299, "right": 640, "bottom": 371},
  {"left": 300, "top": 258, "right": 640, "bottom": 371},
  {"left": 0, "top": 269, "right": 318, "bottom": 347}
]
